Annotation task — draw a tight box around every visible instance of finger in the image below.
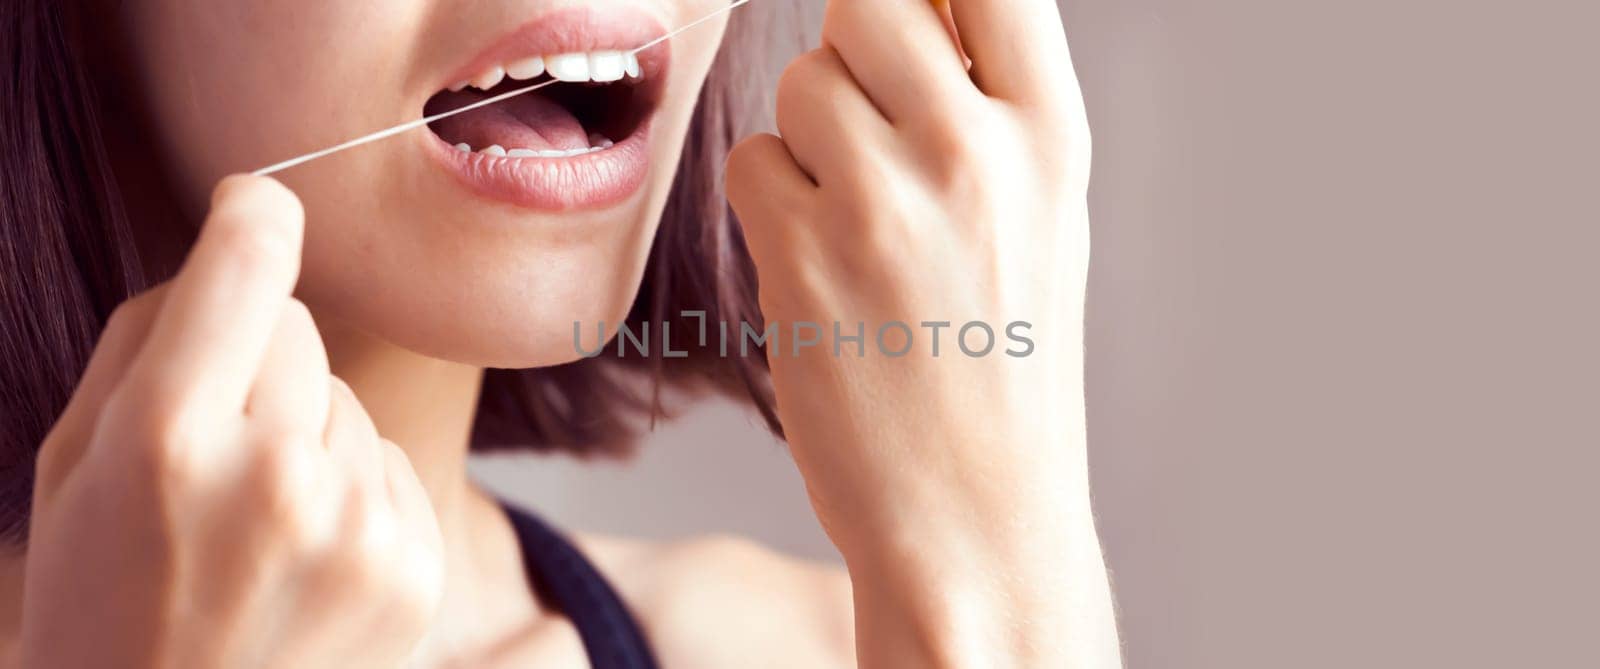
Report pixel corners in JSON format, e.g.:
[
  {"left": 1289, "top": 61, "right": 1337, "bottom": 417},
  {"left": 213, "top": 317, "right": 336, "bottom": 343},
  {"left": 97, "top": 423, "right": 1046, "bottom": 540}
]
[
  {"left": 947, "top": 0, "right": 1080, "bottom": 106},
  {"left": 244, "top": 299, "right": 331, "bottom": 438},
  {"left": 821, "top": 0, "right": 971, "bottom": 121},
  {"left": 775, "top": 47, "right": 897, "bottom": 187},
  {"left": 123, "top": 175, "right": 305, "bottom": 421},
  {"left": 376, "top": 438, "right": 445, "bottom": 604},
  {"left": 931, "top": 0, "right": 971, "bottom": 66},
  {"left": 376, "top": 440, "right": 436, "bottom": 540},
  {"left": 323, "top": 376, "right": 383, "bottom": 482},
  {"left": 36, "top": 285, "right": 169, "bottom": 496},
  {"left": 725, "top": 133, "right": 815, "bottom": 261}
]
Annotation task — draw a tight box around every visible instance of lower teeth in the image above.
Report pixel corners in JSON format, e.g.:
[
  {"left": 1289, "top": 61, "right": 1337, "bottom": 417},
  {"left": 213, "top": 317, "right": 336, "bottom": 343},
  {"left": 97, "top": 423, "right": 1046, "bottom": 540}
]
[{"left": 454, "top": 138, "right": 614, "bottom": 158}]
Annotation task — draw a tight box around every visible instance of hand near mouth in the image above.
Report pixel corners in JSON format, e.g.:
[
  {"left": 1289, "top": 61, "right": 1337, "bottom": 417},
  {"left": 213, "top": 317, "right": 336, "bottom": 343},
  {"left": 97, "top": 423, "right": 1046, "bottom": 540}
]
[{"left": 725, "top": 0, "right": 1117, "bottom": 666}]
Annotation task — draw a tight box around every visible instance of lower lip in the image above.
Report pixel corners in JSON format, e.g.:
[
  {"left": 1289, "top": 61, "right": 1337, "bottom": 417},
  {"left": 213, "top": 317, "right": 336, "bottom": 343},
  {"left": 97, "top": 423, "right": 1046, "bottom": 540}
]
[{"left": 423, "top": 116, "right": 654, "bottom": 211}]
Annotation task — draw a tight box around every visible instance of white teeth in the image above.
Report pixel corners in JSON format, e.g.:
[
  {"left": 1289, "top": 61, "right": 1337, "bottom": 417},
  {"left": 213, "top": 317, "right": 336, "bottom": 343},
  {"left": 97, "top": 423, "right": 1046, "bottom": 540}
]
[
  {"left": 588, "top": 51, "right": 626, "bottom": 82},
  {"left": 470, "top": 65, "right": 505, "bottom": 91},
  {"left": 588, "top": 134, "right": 615, "bottom": 150},
  {"left": 461, "top": 143, "right": 608, "bottom": 158},
  {"left": 544, "top": 52, "right": 590, "bottom": 82},
  {"left": 505, "top": 56, "right": 546, "bottom": 80},
  {"left": 456, "top": 50, "right": 642, "bottom": 91}
]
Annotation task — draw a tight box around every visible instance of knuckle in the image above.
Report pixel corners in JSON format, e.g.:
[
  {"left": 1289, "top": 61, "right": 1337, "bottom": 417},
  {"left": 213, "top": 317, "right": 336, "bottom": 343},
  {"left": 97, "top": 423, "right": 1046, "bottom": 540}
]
[
  {"left": 774, "top": 50, "right": 829, "bottom": 122},
  {"left": 790, "top": 48, "right": 833, "bottom": 79},
  {"left": 108, "top": 394, "right": 203, "bottom": 463},
  {"left": 833, "top": 147, "right": 898, "bottom": 200},
  {"left": 276, "top": 298, "right": 327, "bottom": 355},
  {"left": 327, "top": 373, "right": 357, "bottom": 405},
  {"left": 99, "top": 284, "right": 169, "bottom": 341},
  {"left": 205, "top": 216, "right": 299, "bottom": 280},
  {"left": 203, "top": 178, "right": 304, "bottom": 270},
  {"left": 926, "top": 141, "right": 1005, "bottom": 203},
  {"left": 280, "top": 297, "right": 316, "bottom": 330},
  {"left": 272, "top": 300, "right": 333, "bottom": 385},
  {"left": 775, "top": 58, "right": 805, "bottom": 100},
  {"left": 326, "top": 380, "right": 377, "bottom": 441},
  {"left": 246, "top": 444, "right": 321, "bottom": 545},
  {"left": 95, "top": 383, "right": 219, "bottom": 497},
  {"left": 150, "top": 437, "right": 206, "bottom": 490},
  {"left": 724, "top": 136, "right": 760, "bottom": 183},
  {"left": 100, "top": 303, "right": 139, "bottom": 342},
  {"left": 1021, "top": 106, "right": 1092, "bottom": 181},
  {"left": 727, "top": 134, "right": 779, "bottom": 173},
  {"left": 123, "top": 424, "right": 209, "bottom": 504},
  {"left": 724, "top": 143, "right": 752, "bottom": 184},
  {"left": 773, "top": 75, "right": 806, "bottom": 134},
  {"left": 377, "top": 439, "right": 416, "bottom": 485},
  {"left": 830, "top": 168, "right": 902, "bottom": 226},
  {"left": 212, "top": 175, "right": 304, "bottom": 225},
  {"left": 32, "top": 435, "right": 68, "bottom": 484},
  {"left": 924, "top": 104, "right": 998, "bottom": 165},
  {"left": 1034, "top": 110, "right": 1092, "bottom": 156},
  {"left": 101, "top": 297, "right": 148, "bottom": 341},
  {"left": 326, "top": 500, "right": 397, "bottom": 593},
  {"left": 195, "top": 216, "right": 299, "bottom": 288},
  {"left": 725, "top": 135, "right": 792, "bottom": 203}
]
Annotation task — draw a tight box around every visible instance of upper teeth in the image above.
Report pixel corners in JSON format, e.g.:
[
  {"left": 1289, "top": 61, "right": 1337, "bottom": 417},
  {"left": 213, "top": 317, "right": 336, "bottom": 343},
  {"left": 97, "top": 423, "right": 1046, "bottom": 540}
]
[{"left": 450, "top": 50, "right": 642, "bottom": 91}]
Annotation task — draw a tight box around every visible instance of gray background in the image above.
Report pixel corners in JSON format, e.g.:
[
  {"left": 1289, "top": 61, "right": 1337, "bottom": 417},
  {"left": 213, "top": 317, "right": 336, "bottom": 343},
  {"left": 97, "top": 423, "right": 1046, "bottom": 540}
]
[{"left": 477, "top": 1, "right": 1600, "bottom": 667}]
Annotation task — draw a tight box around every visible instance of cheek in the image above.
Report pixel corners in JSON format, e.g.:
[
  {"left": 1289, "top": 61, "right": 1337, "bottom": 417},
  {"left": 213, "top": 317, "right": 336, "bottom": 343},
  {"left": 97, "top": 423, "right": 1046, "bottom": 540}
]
[{"left": 128, "top": 0, "right": 423, "bottom": 212}]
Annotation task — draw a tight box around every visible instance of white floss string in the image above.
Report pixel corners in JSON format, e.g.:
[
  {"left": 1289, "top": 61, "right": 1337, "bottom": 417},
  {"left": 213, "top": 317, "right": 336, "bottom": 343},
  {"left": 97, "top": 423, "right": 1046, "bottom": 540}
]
[{"left": 252, "top": 0, "right": 752, "bottom": 176}]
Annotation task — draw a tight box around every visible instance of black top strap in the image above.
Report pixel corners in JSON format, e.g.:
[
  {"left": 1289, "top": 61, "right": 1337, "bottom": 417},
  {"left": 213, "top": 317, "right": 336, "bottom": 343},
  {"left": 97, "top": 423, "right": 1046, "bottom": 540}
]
[{"left": 501, "top": 502, "right": 659, "bottom": 669}]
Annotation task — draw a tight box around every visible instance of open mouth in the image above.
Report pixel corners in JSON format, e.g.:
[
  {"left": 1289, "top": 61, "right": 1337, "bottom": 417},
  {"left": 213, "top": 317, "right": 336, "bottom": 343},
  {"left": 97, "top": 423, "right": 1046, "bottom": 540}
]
[
  {"left": 423, "top": 49, "right": 662, "bottom": 159},
  {"left": 420, "top": 8, "right": 670, "bottom": 210}
]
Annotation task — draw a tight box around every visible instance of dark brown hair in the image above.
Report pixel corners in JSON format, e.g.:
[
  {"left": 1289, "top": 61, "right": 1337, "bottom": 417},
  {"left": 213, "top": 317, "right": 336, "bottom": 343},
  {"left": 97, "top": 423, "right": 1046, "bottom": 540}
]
[{"left": 1, "top": 1, "right": 801, "bottom": 542}]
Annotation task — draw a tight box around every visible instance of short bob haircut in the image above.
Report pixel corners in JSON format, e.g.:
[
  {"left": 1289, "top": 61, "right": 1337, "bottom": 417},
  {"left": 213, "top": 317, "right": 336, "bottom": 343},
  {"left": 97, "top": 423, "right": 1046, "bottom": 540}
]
[{"left": 0, "top": 1, "right": 804, "bottom": 543}]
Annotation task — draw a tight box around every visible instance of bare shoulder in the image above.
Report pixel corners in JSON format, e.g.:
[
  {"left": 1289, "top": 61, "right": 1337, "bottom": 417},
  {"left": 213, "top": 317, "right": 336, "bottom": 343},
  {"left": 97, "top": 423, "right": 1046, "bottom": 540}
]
[{"left": 576, "top": 533, "right": 856, "bottom": 669}]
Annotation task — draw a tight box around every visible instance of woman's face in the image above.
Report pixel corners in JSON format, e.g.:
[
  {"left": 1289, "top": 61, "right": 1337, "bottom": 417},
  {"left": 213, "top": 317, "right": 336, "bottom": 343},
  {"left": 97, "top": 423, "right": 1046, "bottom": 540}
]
[{"left": 118, "top": 0, "right": 728, "bottom": 367}]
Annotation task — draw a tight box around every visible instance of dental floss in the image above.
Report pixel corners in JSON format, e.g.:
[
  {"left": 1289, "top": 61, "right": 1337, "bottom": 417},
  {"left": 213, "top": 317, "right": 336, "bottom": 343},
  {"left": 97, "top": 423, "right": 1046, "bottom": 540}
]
[{"left": 251, "top": 0, "right": 753, "bottom": 176}]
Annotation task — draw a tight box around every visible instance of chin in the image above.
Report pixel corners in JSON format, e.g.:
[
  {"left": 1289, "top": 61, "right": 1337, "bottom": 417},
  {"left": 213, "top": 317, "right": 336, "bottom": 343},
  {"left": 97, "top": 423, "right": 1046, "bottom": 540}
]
[{"left": 300, "top": 247, "right": 648, "bottom": 370}]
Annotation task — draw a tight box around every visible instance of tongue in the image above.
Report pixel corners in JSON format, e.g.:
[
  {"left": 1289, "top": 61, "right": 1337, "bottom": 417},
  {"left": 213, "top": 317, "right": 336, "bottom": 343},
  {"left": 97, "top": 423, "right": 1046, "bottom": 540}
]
[{"left": 425, "top": 89, "right": 590, "bottom": 152}]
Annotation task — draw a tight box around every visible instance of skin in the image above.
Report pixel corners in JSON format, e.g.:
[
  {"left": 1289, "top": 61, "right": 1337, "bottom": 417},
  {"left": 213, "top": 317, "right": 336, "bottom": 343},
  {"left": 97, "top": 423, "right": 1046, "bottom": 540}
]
[{"left": 0, "top": 0, "right": 1117, "bottom": 666}]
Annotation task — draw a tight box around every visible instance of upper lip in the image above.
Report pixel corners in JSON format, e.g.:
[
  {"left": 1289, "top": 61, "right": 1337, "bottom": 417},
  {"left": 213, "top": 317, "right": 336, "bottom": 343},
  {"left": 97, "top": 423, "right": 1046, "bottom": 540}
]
[{"left": 435, "top": 6, "right": 671, "bottom": 94}]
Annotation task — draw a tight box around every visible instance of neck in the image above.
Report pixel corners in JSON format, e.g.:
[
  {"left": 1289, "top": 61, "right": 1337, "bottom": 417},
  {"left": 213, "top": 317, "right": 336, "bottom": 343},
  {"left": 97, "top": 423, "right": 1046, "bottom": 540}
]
[
  {"left": 320, "top": 319, "right": 482, "bottom": 499},
  {"left": 318, "top": 317, "right": 542, "bottom": 664}
]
